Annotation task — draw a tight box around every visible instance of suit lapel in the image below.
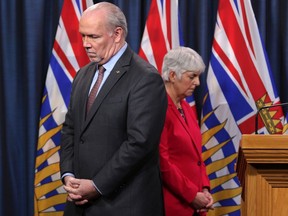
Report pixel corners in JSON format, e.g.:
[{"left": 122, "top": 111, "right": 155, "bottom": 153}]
[
  {"left": 81, "top": 47, "right": 133, "bottom": 133},
  {"left": 168, "top": 96, "right": 202, "bottom": 156},
  {"left": 171, "top": 105, "right": 192, "bottom": 137},
  {"left": 181, "top": 103, "right": 202, "bottom": 156}
]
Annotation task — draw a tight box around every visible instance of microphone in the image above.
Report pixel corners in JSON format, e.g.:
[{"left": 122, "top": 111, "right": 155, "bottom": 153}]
[{"left": 255, "top": 102, "right": 288, "bottom": 134}]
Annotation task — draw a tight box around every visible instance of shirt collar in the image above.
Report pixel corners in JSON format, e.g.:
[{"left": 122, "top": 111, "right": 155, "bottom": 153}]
[{"left": 102, "top": 42, "right": 127, "bottom": 72}]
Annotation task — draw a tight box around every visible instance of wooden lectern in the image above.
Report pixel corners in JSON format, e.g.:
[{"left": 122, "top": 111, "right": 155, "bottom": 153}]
[{"left": 236, "top": 134, "right": 288, "bottom": 216}]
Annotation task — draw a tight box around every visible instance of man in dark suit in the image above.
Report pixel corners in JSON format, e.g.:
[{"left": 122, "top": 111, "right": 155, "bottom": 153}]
[{"left": 60, "top": 2, "right": 167, "bottom": 216}]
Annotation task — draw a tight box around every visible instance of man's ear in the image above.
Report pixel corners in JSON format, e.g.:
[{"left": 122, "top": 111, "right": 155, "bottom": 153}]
[{"left": 114, "top": 27, "right": 123, "bottom": 42}]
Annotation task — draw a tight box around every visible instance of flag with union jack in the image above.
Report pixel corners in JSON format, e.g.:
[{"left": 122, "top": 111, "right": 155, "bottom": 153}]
[
  {"left": 201, "top": 0, "right": 285, "bottom": 215},
  {"left": 34, "top": 0, "right": 93, "bottom": 215},
  {"left": 139, "top": 0, "right": 196, "bottom": 107},
  {"left": 139, "top": 0, "right": 183, "bottom": 70}
]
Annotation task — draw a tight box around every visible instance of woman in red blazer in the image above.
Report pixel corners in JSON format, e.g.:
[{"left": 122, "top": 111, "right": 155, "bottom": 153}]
[{"left": 160, "top": 47, "right": 214, "bottom": 216}]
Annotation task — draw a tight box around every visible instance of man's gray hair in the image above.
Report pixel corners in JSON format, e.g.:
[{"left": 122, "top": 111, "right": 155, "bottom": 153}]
[
  {"left": 162, "top": 47, "right": 205, "bottom": 81},
  {"left": 90, "top": 2, "right": 128, "bottom": 38}
]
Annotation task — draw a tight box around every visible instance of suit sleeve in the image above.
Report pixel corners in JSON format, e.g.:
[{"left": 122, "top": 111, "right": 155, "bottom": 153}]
[
  {"left": 59, "top": 69, "right": 82, "bottom": 177},
  {"left": 201, "top": 163, "right": 210, "bottom": 190},
  {"left": 159, "top": 122, "right": 199, "bottom": 204},
  {"left": 189, "top": 104, "right": 210, "bottom": 190}
]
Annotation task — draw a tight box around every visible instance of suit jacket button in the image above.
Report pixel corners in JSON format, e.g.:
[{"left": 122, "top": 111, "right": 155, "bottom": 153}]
[
  {"left": 80, "top": 140, "right": 84, "bottom": 144},
  {"left": 197, "top": 161, "right": 201, "bottom": 166}
]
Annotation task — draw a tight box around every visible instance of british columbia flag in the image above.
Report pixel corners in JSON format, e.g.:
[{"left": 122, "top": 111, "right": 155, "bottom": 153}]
[
  {"left": 34, "top": 0, "right": 93, "bottom": 215},
  {"left": 138, "top": 0, "right": 198, "bottom": 108},
  {"left": 201, "top": 0, "right": 286, "bottom": 215},
  {"left": 139, "top": 0, "right": 183, "bottom": 71}
]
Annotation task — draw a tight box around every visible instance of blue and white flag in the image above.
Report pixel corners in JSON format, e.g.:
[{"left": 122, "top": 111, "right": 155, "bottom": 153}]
[
  {"left": 201, "top": 0, "right": 285, "bottom": 215},
  {"left": 34, "top": 0, "right": 93, "bottom": 215},
  {"left": 139, "top": 0, "right": 197, "bottom": 110}
]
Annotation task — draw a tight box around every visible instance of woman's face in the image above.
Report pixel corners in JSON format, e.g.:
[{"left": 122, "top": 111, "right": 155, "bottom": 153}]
[{"left": 173, "top": 71, "right": 200, "bottom": 99}]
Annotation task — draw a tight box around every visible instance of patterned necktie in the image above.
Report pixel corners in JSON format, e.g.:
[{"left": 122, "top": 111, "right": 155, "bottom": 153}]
[{"left": 86, "top": 65, "right": 105, "bottom": 114}]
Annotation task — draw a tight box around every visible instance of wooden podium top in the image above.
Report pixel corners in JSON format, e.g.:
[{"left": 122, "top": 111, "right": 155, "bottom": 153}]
[
  {"left": 237, "top": 134, "right": 288, "bottom": 169},
  {"left": 236, "top": 134, "right": 288, "bottom": 192},
  {"left": 240, "top": 134, "right": 288, "bottom": 151}
]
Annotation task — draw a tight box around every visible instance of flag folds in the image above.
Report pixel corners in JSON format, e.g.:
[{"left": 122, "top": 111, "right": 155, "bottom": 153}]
[
  {"left": 139, "top": 0, "right": 183, "bottom": 72},
  {"left": 34, "top": 0, "right": 93, "bottom": 215},
  {"left": 139, "top": 0, "right": 197, "bottom": 107},
  {"left": 201, "top": 0, "right": 285, "bottom": 215}
]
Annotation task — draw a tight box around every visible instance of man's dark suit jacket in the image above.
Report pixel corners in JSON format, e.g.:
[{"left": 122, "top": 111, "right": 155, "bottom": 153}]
[{"left": 60, "top": 46, "right": 167, "bottom": 216}]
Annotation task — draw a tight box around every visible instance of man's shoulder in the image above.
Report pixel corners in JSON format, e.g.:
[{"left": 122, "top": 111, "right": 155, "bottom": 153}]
[
  {"left": 80, "top": 61, "right": 95, "bottom": 71},
  {"left": 131, "top": 52, "right": 159, "bottom": 74},
  {"left": 76, "top": 62, "right": 95, "bottom": 76}
]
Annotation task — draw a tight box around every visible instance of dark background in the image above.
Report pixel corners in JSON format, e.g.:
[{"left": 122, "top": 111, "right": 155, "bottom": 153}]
[{"left": 0, "top": 0, "right": 287, "bottom": 215}]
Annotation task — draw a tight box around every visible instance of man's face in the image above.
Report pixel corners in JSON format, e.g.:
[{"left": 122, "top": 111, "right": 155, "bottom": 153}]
[{"left": 79, "top": 11, "right": 117, "bottom": 64}]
